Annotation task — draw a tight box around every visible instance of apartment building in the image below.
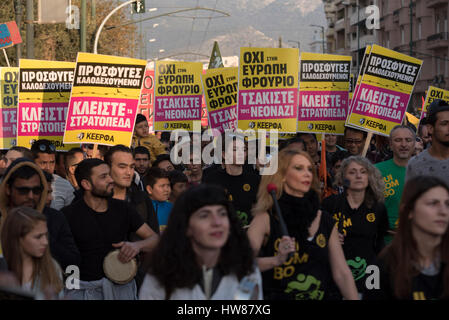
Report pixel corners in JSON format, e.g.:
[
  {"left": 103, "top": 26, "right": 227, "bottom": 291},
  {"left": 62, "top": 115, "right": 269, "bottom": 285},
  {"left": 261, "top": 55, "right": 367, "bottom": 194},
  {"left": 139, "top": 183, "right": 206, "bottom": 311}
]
[
  {"left": 323, "top": 0, "right": 377, "bottom": 75},
  {"left": 324, "top": 0, "right": 449, "bottom": 113},
  {"left": 378, "top": 0, "right": 448, "bottom": 112}
]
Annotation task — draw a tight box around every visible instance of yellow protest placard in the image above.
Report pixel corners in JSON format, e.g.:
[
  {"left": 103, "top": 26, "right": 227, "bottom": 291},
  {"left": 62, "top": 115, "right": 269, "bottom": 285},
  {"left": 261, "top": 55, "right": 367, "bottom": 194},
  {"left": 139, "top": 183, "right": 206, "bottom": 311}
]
[
  {"left": 154, "top": 61, "right": 203, "bottom": 132},
  {"left": 237, "top": 47, "right": 299, "bottom": 133},
  {"left": 63, "top": 52, "right": 146, "bottom": 146},
  {"left": 298, "top": 52, "right": 352, "bottom": 135},
  {"left": 17, "top": 60, "right": 75, "bottom": 150},
  {"left": 202, "top": 67, "right": 238, "bottom": 135},
  {"left": 347, "top": 45, "right": 423, "bottom": 136},
  {"left": 420, "top": 86, "right": 449, "bottom": 121},
  {"left": 0, "top": 67, "right": 18, "bottom": 149}
]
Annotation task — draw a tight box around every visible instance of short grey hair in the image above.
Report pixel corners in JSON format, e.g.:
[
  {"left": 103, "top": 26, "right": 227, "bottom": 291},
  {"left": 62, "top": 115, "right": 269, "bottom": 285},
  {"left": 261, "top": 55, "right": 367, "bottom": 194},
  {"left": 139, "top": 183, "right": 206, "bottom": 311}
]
[{"left": 389, "top": 125, "right": 416, "bottom": 140}]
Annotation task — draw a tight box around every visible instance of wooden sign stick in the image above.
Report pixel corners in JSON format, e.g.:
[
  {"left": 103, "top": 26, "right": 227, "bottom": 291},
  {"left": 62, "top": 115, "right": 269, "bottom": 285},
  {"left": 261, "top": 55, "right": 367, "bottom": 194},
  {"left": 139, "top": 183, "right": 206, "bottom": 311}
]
[
  {"left": 361, "top": 132, "right": 373, "bottom": 158},
  {"left": 3, "top": 49, "right": 10, "bottom": 67}
]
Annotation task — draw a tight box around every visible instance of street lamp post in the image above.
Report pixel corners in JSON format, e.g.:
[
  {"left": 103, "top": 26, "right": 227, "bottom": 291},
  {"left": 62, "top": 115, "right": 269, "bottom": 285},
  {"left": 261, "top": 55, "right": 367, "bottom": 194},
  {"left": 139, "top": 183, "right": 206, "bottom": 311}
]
[
  {"left": 93, "top": 0, "right": 137, "bottom": 54},
  {"left": 310, "top": 24, "right": 325, "bottom": 53},
  {"left": 94, "top": 4, "right": 230, "bottom": 55},
  {"left": 287, "top": 40, "right": 300, "bottom": 50}
]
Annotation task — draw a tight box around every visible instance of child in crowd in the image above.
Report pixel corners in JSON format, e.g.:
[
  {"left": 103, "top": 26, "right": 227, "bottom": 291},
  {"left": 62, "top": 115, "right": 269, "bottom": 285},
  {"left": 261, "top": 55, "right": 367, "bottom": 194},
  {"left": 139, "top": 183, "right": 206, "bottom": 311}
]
[{"left": 145, "top": 167, "right": 172, "bottom": 233}]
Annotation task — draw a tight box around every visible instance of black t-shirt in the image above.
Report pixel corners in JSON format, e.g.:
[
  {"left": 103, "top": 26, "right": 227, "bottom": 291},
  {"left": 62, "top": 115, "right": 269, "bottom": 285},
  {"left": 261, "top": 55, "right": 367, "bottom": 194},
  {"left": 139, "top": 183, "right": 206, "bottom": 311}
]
[
  {"left": 62, "top": 198, "right": 144, "bottom": 281},
  {"left": 365, "top": 250, "right": 446, "bottom": 300},
  {"left": 260, "top": 208, "right": 336, "bottom": 300},
  {"left": 202, "top": 165, "right": 260, "bottom": 227},
  {"left": 321, "top": 194, "right": 389, "bottom": 295}
]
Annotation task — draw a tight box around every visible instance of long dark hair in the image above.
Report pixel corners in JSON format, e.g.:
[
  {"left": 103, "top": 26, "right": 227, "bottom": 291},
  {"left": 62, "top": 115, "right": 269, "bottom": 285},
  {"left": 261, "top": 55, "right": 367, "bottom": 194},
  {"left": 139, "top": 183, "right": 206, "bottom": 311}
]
[
  {"left": 148, "top": 184, "right": 255, "bottom": 299},
  {"left": 1, "top": 207, "right": 63, "bottom": 294},
  {"left": 379, "top": 176, "right": 449, "bottom": 299}
]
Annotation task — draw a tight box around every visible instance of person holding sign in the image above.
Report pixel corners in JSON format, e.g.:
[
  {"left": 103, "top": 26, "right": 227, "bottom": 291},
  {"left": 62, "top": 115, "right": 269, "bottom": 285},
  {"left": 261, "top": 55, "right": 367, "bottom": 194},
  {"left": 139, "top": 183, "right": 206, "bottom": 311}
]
[
  {"left": 366, "top": 176, "right": 449, "bottom": 300},
  {"left": 132, "top": 114, "right": 167, "bottom": 163},
  {"left": 406, "top": 99, "right": 449, "bottom": 183},
  {"left": 139, "top": 184, "right": 262, "bottom": 300},
  {"left": 321, "top": 156, "right": 389, "bottom": 299},
  {"left": 247, "top": 149, "right": 358, "bottom": 300}
]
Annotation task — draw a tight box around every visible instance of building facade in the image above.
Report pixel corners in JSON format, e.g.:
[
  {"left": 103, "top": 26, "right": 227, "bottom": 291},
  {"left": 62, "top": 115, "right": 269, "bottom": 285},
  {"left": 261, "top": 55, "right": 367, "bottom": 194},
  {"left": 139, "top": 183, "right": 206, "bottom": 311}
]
[
  {"left": 378, "top": 0, "right": 448, "bottom": 113},
  {"left": 323, "top": 0, "right": 377, "bottom": 75},
  {"left": 324, "top": 0, "right": 449, "bottom": 114}
]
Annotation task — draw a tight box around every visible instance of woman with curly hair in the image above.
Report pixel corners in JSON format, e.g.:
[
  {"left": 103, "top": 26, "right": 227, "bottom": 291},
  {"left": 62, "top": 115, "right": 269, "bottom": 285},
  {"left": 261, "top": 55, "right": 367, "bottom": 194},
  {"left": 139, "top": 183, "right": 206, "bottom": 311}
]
[
  {"left": 247, "top": 149, "right": 358, "bottom": 300},
  {"left": 1, "top": 206, "right": 64, "bottom": 299},
  {"left": 138, "top": 184, "right": 261, "bottom": 300},
  {"left": 366, "top": 176, "right": 449, "bottom": 300},
  {"left": 321, "top": 156, "right": 389, "bottom": 299}
]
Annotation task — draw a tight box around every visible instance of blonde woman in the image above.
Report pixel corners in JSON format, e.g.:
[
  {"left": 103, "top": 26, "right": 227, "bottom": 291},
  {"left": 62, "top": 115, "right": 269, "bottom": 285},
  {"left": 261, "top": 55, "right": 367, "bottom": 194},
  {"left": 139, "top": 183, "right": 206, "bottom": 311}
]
[
  {"left": 1, "top": 206, "right": 64, "bottom": 299},
  {"left": 247, "top": 149, "right": 358, "bottom": 300},
  {"left": 321, "top": 156, "right": 389, "bottom": 299}
]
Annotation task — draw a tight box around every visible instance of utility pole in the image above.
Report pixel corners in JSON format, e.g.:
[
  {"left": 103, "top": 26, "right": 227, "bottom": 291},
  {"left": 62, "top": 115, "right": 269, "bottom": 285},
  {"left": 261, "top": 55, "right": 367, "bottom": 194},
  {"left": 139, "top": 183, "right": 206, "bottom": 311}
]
[
  {"left": 279, "top": 36, "right": 282, "bottom": 48},
  {"left": 15, "top": 0, "right": 22, "bottom": 61},
  {"left": 310, "top": 24, "right": 325, "bottom": 53},
  {"left": 287, "top": 40, "right": 300, "bottom": 50},
  {"left": 357, "top": 0, "right": 360, "bottom": 71},
  {"left": 410, "top": 1, "right": 413, "bottom": 56},
  {"left": 81, "top": 0, "right": 86, "bottom": 52},
  {"left": 26, "top": 0, "right": 34, "bottom": 58}
]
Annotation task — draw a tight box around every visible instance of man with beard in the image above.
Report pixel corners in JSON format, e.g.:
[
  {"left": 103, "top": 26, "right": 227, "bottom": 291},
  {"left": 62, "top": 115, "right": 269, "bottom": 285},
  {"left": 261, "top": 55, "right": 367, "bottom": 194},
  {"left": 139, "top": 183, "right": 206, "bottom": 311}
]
[
  {"left": 62, "top": 159, "right": 159, "bottom": 300},
  {"left": 406, "top": 99, "right": 449, "bottom": 182},
  {"left": 376, "top": 125, "right": 416, "bottom": 243},
  {"left": 0, "top": 159, "right": 80, "bottom": 270}
]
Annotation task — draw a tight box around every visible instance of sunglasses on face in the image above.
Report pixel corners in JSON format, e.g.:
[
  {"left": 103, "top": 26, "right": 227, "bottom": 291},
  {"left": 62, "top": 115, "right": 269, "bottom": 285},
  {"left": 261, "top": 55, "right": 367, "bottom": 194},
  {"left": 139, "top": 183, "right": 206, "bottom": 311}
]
[
  {"left": 13, "top": 186, "right": 43, "bottom": 195},
  {"left": 38, "top": 144, "right": 56, "bottom": 152}
]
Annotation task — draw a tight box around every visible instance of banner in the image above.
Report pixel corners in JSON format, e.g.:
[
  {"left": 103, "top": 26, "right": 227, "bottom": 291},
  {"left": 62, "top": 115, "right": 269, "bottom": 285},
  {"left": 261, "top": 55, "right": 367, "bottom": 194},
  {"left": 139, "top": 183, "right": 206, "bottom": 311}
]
[
  {"left": 237, "top": 47, "right": 299, "bottom": 133},
  {"left": 0, "top": 67, "right": 18, "bottom": 149},
  {"left": 202, "top": 67, "right": 238, "bottom": 135},
  {"left": 17, "top": 60, "right": 75, "bottom": 150},
  {"left": 64, "top": 52, "right": 146, "bottom": 146},
  {"left": 349, "top": 74, "right": 355, "bottom": 102},
  {"left": 420, "top": 86, "right": 449, "bottom": 121},
  {"left": 346, "top": 45, "right": 423, "bottom": 136},
  {"left": 298, "top": 52, "right": 351, "bottom": 135},
  {"left": 153, "top": 61, "right": 203, "bottom": 131},
  {"left": 137, "top": 68, "right": 155, "bottom": 133},
  {"left": 347, "top": 46, "right": 371, "bottom": 121}
]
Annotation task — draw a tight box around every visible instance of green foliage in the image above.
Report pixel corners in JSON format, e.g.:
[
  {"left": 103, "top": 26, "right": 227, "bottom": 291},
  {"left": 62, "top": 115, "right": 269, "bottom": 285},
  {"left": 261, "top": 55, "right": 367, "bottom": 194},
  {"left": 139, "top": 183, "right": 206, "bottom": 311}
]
[{"left": 0, "top": 0, "right": 139, "bottom": 66}]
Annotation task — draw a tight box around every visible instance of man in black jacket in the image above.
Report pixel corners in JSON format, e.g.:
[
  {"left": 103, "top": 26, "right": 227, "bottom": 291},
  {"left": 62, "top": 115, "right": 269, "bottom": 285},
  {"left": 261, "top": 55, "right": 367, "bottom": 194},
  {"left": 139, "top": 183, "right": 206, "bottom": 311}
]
[{"left": 0, "top": 158, "right": 80, "bottom": 271}]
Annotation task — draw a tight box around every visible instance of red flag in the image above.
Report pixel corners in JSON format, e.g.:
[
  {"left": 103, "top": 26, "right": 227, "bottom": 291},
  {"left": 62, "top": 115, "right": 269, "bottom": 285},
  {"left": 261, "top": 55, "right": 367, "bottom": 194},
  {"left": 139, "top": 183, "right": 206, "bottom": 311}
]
[{"left": 6, "top": 21, "right": 22, "bottom": 45}]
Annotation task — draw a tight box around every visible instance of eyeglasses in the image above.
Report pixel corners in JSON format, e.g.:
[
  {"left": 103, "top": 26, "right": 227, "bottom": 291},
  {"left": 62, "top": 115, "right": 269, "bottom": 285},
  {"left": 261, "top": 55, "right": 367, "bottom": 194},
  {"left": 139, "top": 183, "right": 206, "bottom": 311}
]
[
  {"left": 345, "top": 139, "right": 363, "bottom": 145},
  {"left": 13, "top": 186, "right": 43, "bottom": 195},
  {"left": 38, "top": 143, "right": 56, "bottom": 152}
]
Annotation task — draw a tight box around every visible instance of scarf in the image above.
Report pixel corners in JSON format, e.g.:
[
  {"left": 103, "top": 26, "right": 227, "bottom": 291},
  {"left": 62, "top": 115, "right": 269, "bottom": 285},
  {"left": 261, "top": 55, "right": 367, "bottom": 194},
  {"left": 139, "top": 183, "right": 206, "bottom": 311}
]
[{"left": 277, "top": 190, "right": 320, "bottom": 242}]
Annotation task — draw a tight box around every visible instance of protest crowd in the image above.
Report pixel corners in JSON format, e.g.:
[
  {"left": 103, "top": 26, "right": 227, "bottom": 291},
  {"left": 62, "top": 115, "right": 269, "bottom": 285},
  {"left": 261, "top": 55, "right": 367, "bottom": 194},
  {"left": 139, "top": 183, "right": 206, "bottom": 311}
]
[{"left": 0, "top": 43, "right": 448, "bottom": 301}]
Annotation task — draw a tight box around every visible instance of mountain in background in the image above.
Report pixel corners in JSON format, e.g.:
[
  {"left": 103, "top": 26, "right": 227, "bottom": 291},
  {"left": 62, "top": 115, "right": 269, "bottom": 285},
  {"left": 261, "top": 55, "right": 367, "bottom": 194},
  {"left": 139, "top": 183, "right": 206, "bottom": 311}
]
[{"left": 139, "top": 0, "right": 326, "bottom": 60}]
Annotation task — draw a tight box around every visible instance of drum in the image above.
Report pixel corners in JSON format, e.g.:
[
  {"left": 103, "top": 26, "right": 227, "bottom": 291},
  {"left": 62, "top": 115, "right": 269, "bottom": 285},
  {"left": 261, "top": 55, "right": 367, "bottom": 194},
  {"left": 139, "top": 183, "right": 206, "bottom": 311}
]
[{"left": 103, "top": 250, "right": 137, "bottom": 285}]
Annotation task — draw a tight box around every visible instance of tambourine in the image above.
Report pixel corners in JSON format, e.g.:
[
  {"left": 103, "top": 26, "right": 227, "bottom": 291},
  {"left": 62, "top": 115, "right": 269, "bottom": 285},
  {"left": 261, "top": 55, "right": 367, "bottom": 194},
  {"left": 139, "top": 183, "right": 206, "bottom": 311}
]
[{"left": 103, "top": 250, "right": 137, "bottom": 285}]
